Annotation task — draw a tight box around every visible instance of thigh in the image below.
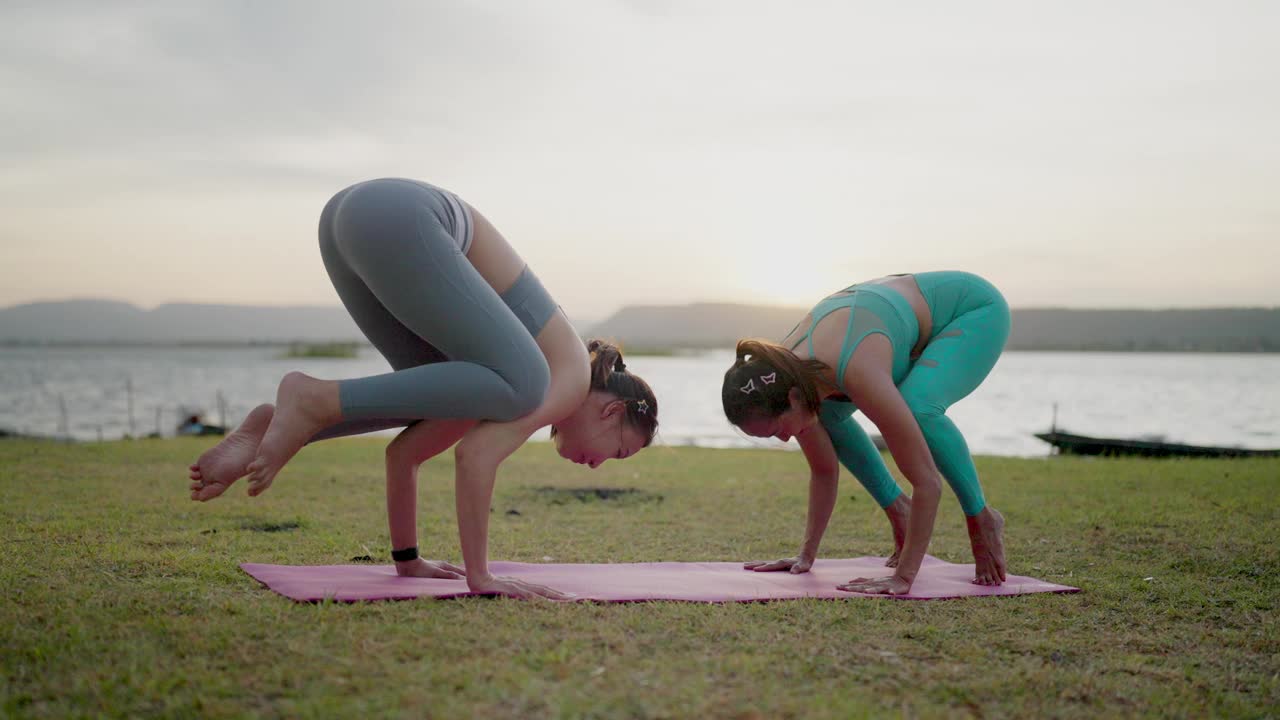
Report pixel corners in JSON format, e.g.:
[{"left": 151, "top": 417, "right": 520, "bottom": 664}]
[
  {"left": 331, "top": 180, "right": 539, "bottom": 373},
  {"left": 319, "top": 189, "right": 448, "bottom": 371},
  {"left": 897, "top": 300, "right": 1010, "bottom": 411}
]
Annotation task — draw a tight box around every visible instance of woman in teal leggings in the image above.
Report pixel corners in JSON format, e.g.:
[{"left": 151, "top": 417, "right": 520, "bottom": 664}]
[{"left": 721, "top": 271, "right": 1009, "bottom": 594}]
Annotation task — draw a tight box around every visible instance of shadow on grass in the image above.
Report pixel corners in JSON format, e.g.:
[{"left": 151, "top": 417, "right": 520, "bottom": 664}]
[
  {"left": 239, "top": 519, "right": 303, "bottom": 533},
  {"left": 533, "top": 486, "right": 664, "bottom": 505}
]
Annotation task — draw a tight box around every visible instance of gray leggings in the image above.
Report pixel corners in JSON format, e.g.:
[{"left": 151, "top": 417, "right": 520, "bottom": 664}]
[{"left": 308, "top": 178, "right": 555, "bottom": 442}]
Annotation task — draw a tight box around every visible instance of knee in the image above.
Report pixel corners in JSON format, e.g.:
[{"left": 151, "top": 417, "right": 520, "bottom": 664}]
[
  {"left": 494, "top": 352, "right": 550, "bottom": 421},
  {"left": 903, "top": 395, "right": 944, "bottom": 428},
  {"left": 903, "top": 398, "right": 952, "bottom": 446}
]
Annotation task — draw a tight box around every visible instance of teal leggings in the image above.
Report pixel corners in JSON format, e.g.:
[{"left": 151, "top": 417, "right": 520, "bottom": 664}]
[{"left": 819, "top": 272, "right": 1010, "bottom": 516}]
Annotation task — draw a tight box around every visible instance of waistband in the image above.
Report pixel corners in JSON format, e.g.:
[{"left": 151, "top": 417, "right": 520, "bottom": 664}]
[
  {"left": 344, "top": 178, "right": 474, "bottom": 255},
  {"left": 500, "top": 266, "right": 559, "bottom": 337}
]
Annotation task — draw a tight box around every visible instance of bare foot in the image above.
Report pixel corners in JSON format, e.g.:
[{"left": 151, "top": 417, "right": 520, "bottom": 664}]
[
  {"left": 883, "top": 493, "right": 911, "bottom": 567},
  {"left": 188, "top": 403, "right": 274, "bottom": 502},
  {"left": 966, "top": 507, "right": 1007, "bottom": 585},
  {"left": 244, "top": 372, "right": 341, "bottom": 497}
]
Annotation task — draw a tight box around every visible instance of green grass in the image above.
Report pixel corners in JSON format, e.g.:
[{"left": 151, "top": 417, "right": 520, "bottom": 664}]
[
  {"left": 1, "top": 439, "right": 1276, "bottom": 719},
  {"left": 281, "top": 342, "right": 360, "bottom": 359}
]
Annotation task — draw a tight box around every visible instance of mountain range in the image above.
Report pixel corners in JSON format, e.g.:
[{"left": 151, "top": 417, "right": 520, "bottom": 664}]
[{"left": 2, "top": 299, "right": 1277, "bottom": 352}]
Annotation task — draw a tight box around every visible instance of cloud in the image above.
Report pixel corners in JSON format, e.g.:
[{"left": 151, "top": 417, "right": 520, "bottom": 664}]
[{"left": 1, "top": 1, "right": 1278, "bottom": 310}]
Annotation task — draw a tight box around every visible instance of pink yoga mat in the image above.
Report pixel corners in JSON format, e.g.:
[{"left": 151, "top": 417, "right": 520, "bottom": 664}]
[{"left": 241, "top": 555, "right": 1078, "bottom": 603}]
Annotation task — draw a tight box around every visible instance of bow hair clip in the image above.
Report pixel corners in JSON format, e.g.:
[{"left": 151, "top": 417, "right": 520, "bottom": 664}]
[
  {"left": 760, "top": 372, "right": 777, "bottom": 385},
  {"left": 740, "top": 378, "right": 757, "bottom": 395}
]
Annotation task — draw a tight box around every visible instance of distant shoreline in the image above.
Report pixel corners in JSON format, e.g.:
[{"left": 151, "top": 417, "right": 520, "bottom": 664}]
[{"left": 5, "top": 301, "right": 1277, "bottom": 352}]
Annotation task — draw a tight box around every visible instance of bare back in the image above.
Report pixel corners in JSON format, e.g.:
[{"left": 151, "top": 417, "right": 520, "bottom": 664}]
[
  {"left": 781, "top": 274, "right": 935, "bottom": 382},
  {"left": 465, "top": 202, "right": 590, "bottom": 421}
]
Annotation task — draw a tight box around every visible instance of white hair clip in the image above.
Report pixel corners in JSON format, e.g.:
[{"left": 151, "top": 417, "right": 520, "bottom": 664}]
[
  {"left": 760, "top": 372, "right": 777, "bottom": 385},
  {"left": 740, "top": 378, "right": 757, "bottom": 395},
  {"left": 635, "top": 399, "right": 649, "bottom": 415}
]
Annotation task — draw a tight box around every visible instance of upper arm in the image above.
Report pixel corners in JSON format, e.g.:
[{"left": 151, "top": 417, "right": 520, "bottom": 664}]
[
  {"left": 796, "top": 418, "right": 840, "bottom": 478},
  {"left": 454, "top": 419, "right": 537, "bottom": 472},
  {"left": 845, "top": 335, "right": 941, "bottom": 490}
]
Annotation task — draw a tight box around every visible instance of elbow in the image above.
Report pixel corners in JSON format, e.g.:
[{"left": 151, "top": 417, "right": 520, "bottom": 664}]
[
  {"left": 453, "top": 437, "right": 500, "bottom": 477},
  {"left": 384, "top": 434, "right": 422, "bottom": 468},
  {"left": 452, "top": 440, "right": 485, "bottom": 475}
]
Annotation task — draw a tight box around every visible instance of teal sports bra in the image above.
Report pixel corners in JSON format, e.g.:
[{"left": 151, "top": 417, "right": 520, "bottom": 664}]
[{"left": 786, "top": 282, "right": 921, "bottom": 395}]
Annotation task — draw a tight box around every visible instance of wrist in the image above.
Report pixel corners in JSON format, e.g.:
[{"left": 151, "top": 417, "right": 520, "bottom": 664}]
[
  {"left": 391, "top": 546, "right": 419, "bottom": 563},
  {"left": 884, "top": 494, "right": 910, "bottom": 518},
  {"left": 466, "top": 572, "right": 495, "bottom": 588},
  {"left": 393, "top": 558, "right": 421, "bottom": 577}
]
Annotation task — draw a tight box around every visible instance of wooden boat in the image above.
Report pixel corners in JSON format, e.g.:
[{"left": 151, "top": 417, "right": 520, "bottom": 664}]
[
  {"left": 0, "top": 427, "right": 74, "bottom": 442},
  {"left": 1034, "top": 430, "right": 1280, "bottom": 459}
]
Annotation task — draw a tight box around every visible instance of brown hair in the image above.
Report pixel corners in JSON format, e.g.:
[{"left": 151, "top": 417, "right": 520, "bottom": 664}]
[
  {"left": 721, "top": 339, "right": 830, "bottom": 427},
  {"left": 552, "top": 339, "right": 659, "bottom": 445}
]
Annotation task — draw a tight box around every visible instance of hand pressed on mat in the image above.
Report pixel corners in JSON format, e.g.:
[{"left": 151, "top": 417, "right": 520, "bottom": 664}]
[
  {"left": 395, "top": 558, "right": 466, "bottom": 580},
  {"left": 837, "top": 574, "right": 912, "bottom": 595},
  {"left": 743, "top": 555, "right": 813, "bottom": 574},
  {"left": 468, "top": 574, "right": 577, "bottom": 601}
]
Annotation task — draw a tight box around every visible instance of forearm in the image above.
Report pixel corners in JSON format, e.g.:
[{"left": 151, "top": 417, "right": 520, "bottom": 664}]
[
  {"left": 448, "top": 419, "right": 538, "bottom": 586},
  {"left": 894, "top": 476, "right": 941, "bottom": 582},
  {"left": 454, "top": 457, "right": 498, "bottom": 583},
  {"left": 384, "top": 419, "right": 475, "bottom": 552},
  {"left": 883, "top": 493, "right": 911, "bottom": 544},
  {"left": 800, "top": 473, "right": 840, "bottom": 559},
  {"left": 385, "top": 456, "right": 419, "bottom": 552}
]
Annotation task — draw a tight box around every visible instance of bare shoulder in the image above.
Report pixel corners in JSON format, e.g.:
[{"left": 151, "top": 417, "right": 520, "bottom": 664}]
[
  {"left": 778, "top": 311, "right": 814, "bottom": 350},
  {"left": 805, "top": 306, "right": 851, "bottom": 367},
  {"left": 531, "top": 313, "right": 591, "bottom": 424},
  {"left": 460, "top": 199, "right": 590, "bottom": 426},
  {"left": 843, "top": 333, "right": 895, "bottom": 405}
]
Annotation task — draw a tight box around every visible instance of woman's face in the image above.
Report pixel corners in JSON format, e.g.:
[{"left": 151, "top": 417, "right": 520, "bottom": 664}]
[
  {"left": 553, "top": 395, "right": 648, "bottom": 468},
  {"left": 737, "top": 387, "right": 817, "bottom": 443}
]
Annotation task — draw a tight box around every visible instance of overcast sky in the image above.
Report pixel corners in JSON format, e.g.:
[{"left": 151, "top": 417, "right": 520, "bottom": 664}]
[{"left": 2, "top": 1, "right": 1277, "bottom": 323}]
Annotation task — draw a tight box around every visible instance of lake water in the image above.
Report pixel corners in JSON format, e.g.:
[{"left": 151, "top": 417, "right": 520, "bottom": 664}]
[{"left": 2, "top": 346, "right": 1277, "bottom": 456}]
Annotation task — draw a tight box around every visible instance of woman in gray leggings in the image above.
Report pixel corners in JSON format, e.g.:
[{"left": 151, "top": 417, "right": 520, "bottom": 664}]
[{"left": 187, "top": 178, "right": 659, "bottom": 600}]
